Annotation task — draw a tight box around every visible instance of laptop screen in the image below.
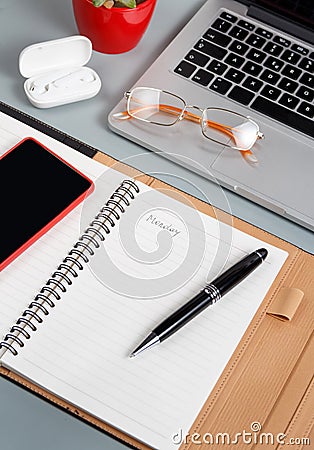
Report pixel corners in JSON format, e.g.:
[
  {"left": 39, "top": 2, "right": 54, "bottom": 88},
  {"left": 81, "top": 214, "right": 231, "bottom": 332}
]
[{"left": 248, "top": 0, "right": 314, "bottom": 31}]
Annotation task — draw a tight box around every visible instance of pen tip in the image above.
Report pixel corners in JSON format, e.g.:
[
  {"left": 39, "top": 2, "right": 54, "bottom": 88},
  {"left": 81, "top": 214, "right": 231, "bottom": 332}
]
[{"left": 129, "top": 332, "right": 160, "bottom": 359}]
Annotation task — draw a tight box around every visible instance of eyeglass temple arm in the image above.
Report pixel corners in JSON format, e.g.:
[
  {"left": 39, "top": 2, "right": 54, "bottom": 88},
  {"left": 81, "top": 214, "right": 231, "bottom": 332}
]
[
  {"left": 157, "top": 106, "right": 256, "bottom": 158},
  {"left": 155, "top": 106, "right": 261, "bottom": 161}
]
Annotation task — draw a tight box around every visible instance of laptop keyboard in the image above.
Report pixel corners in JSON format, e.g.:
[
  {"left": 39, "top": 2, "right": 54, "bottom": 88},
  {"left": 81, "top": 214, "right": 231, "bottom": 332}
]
[{"left": 174, "top": 11, "right": 314, "bottom": 139}]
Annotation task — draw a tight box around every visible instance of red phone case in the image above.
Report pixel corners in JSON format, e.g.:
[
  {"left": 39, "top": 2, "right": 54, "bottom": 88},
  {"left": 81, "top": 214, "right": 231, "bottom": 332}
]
[{"left": 0, "top": 137, "right": 94, "bottom": 271}]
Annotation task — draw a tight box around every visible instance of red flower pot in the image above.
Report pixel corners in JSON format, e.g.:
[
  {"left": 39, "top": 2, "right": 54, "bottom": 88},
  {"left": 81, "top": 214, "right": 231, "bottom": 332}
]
[{"left": 72, "top": 0, "right": 157, "bottom": 54}]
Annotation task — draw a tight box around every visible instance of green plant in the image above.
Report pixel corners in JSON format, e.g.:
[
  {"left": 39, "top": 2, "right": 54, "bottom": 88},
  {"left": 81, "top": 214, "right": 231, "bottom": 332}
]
[{"left": 92, "top": 0, "right": 139, "bottom": 8}]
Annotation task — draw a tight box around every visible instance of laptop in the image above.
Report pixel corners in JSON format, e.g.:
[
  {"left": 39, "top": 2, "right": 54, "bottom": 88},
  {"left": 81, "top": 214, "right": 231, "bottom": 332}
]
[{"left": 108, "top": 0, "right": 314, "bottom": 231}]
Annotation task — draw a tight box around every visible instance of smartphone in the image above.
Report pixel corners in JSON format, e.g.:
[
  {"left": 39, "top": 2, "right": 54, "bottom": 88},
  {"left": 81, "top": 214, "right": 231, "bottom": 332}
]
[{"left": 0, "top": 137, "right": 94, "bottom": 271}]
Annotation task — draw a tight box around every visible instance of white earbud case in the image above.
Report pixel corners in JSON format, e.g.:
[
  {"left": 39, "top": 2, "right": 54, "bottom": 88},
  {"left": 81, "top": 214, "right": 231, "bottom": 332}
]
[{"left": 19, "top": 36, "right": 101, "bottom": 108}]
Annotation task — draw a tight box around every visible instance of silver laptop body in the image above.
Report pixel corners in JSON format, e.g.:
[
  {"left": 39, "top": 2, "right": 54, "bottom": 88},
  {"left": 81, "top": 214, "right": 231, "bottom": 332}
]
[{"left": 109, "top": 0, "right": 314, "bottom": 230}]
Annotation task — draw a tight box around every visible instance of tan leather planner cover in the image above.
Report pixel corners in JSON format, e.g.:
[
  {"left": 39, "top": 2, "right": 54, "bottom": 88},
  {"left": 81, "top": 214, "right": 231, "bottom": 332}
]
[{"left": 1, "top": 152, "right": 313, "bottom": 450}]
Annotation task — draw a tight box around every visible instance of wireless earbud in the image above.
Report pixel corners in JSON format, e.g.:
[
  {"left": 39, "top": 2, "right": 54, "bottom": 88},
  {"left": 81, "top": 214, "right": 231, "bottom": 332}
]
[
  {"left": 29, "top": 83, "right": 48, "bottom": 95},
  {"left": 29, "top": 70, "right": 72, "bottom": 94},
  {"left": 29, "top": 69, "right": 95, "bottom": 96},
  {"left": 53, "top": 70, "right": 95, "bottom": 88}
]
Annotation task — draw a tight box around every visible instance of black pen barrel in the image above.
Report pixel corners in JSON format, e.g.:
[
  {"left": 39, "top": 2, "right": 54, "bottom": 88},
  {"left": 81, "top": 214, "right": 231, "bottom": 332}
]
[
  {"left": 154, "top": 249, "right": 268, "bottom": 342},
  {"left": 154, "top": 290, "right": 214, "bottom": 341},
  {"left": 211, "top": 248, "right": 267, "bottom": 296}
]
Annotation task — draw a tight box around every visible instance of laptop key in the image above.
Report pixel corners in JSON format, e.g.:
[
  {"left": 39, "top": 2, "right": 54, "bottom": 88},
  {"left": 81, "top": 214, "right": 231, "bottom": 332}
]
[
  {"left": 229, "top": 26, "right": 249, "bottom": 41},
  {"left": 229, "top": 40, "right": 249, "bottom": 55},
  {"left": 264, "top": 56, "right": 284, "bottom": 72},
  {"left": 246, "top": 34, "right": 266, "bottom": 49},
  {"left": 279, "top": 93, "right": 299, "bottom": 109},
  {"left": 224, "top": 53, "right": 245, "bottom": 68},
  {"left": 291, "top": 44, "right": 309, "bottom": 56},
  {"left": 299, "top": 73, "right": 314, "bottom": 89},
  {"left": 297, "top": 102, "right": 314, "bottom": 119},
  {"left": 194, "top": 40, "right": 227, "bottom": 59},
  {"left": 203, "top": 28, "right": 232, "bottom": 47},
  {"left": 185, "top": 50, "right": 210, "bottom": 67},
  {"left": 260, "top": 69, "right": 280, "bottom": 85},
  {"left": 260, "top": 85, "right": 281, "bottom": 101},
  {"left": 298, "top": 58, "right": 313, "bottom": 72},
  {"left": 256, "top": 27, "right": 273, "bottom": 39},
  {"left": 192, "top": 69, "right": 214, "bottom": 86},
  {"left": 246, "top": 48, "right": 267, "bottom": 64},
  {"left": 220, "top": 12, "right": 237, "bottom": 23},
  {"left": 228, "top": 86, "right": 255, "bottom": 105},
  {"left": 251, "top": 97, "right": 314, "bottom": 138},
  {"left": 211, "top": 18, "right": 232, "bottom": 33},
  {"left": 207, "top": 60, "right": 228, "bottom": 75},
  {"left": 273, "top": 36, "right": 291, "bottom": 47},
  {"left": 281, "top": 50, "right": 301, "bottom": 64},
  {"left": 242, "top": 61, "right": 262, "bottom": 76},
  {"left": 225, "top": 68, "right": 245, "bottom": 83},
  {"left": 264, "top": 42, "right": 283, "bottom": 57},
  {"left": 242, "top": 76, "right": 263, "bottom": 92},
  {"left": 278, "top": 78, "right": 298, "bottom": 94},
  {"left": 282, "top": 65, "right": 302, "bottom": 80},
  {"left": 238, "top": 20, "right": 255, "bottom": 31},
  {"left": 296, "top": 86, "right": 314, "bottom": 102},
  {"left": 174, "top": 61, "right": 196, "bottom": 78},
  {"left": 209, "top": 77, "right": 232, "bottom": 95}
]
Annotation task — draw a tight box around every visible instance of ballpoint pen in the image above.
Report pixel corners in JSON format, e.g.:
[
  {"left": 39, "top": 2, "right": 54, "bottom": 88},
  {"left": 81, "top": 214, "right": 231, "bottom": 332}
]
[{"left": 130, "top": 248, "right": 268, "bottom": 357}]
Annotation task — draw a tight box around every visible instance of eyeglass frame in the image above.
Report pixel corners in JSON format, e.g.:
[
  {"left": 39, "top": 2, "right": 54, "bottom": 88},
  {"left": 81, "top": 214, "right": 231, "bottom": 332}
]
[{"left": 123, "top": 87, "right": 264, "bottom": 152}]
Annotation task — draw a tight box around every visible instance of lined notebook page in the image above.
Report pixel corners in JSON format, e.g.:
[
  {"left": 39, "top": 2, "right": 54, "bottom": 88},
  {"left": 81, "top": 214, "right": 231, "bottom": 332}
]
[
  {"left": 0, "top": 111, "right": 122, "bottom": 349},
  {"left": 2, "top": 166, "right": 288, "bottom": 450}
]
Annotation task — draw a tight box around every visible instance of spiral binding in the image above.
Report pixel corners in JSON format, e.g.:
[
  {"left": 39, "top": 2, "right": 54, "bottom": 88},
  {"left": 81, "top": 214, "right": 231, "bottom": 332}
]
[{"left": 0, "top": 179, "right": 139, "bottom": 357}]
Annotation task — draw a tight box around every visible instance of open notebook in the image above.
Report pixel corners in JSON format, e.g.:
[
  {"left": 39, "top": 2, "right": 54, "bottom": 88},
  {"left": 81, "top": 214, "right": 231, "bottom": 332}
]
[{"left": 0, "top": 112, "right": 289, "bottom": 449}]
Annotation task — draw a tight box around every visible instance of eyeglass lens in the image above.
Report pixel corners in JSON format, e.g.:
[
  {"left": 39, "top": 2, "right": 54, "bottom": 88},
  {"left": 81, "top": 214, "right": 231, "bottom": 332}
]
[
  {"left": 128, "top": 88, "right": 185, "bottom": 125},
  {"left": 202, "top": 109, "right": 259, "bottom": 150}
]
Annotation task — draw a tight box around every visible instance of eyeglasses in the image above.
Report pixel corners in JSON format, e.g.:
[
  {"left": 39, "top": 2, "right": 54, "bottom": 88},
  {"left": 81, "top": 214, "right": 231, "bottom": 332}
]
[{"left": 113, "top": 87, "right": 264, "bottom": 158}]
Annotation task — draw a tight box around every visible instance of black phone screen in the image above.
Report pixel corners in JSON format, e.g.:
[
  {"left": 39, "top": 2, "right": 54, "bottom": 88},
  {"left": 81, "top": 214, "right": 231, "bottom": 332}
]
[{"left": 0, "top": 138, "right": 93, "bottom": 269}]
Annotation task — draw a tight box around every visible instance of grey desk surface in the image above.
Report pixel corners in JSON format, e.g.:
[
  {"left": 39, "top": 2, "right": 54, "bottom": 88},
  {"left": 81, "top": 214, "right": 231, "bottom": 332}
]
[{"left": 0, "top": 0, "right": 312, "bottom": 449}]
